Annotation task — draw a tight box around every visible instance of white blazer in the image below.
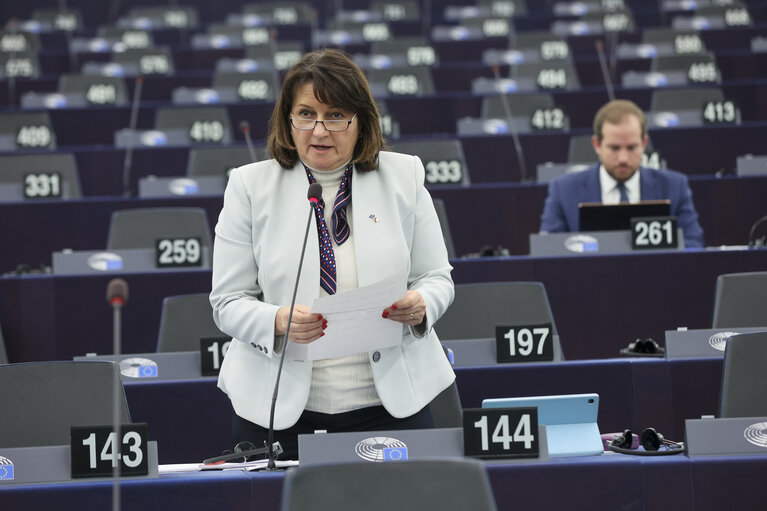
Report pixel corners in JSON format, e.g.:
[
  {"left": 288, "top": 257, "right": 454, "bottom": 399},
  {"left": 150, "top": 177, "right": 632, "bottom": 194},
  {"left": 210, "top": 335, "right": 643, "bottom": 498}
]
[{"left": 210, "top": 151, "right": 456, "bottom": 430}]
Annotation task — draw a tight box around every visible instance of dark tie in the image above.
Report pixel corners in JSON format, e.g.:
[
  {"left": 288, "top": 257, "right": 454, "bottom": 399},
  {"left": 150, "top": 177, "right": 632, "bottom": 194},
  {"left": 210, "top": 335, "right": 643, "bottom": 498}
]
[
  {"left": 304, "top": 163, "right": 353, "bottom": 295},
  {"left": 617, "top": 182, "right": 629, "bottom": 203}
]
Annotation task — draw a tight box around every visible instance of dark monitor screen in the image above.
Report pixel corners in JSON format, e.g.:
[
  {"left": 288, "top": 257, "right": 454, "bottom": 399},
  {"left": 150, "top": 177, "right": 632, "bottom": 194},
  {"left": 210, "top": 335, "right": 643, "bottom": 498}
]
[{"left": 578, "top": 200, "right": 671, "bottom": 231}]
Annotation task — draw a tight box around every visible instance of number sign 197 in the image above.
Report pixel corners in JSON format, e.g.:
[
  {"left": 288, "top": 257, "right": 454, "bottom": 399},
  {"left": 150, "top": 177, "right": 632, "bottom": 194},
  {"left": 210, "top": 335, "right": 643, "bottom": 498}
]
[
  {"left": 495, "top": 323, "right": 554, "bottom": 363},
  {"left": 200, "top": 336, "right": 232, "bottom": 376}
]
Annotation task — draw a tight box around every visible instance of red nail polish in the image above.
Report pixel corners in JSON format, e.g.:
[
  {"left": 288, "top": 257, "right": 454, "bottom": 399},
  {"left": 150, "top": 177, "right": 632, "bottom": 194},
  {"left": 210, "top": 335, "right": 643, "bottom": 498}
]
[
  {"left": 382, "top": 311, "right": 389, "bottom": 318},
  {"left": 391, "top": 305, "right": 398, "bottom": 310},
  {"left": 317, "top": 314, "right": 323, "bottom": 320},
  {"left": 322, "top": 324, "right": 327, "bottom": 330},
  {"left": 320, "top": 332, "right": 325, "bottom": 337}
]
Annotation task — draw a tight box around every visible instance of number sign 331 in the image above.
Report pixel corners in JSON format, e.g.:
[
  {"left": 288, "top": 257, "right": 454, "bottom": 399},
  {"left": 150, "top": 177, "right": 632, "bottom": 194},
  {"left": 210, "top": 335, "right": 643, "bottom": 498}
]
[{"left": 71, "top": 424, "right": 148, "bottom": 477}]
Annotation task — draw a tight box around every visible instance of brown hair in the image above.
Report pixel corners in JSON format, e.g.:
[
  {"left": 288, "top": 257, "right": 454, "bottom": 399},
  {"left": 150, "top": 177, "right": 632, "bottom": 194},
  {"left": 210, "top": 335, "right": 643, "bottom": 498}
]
[
  {"left": 593, "top": 99, "right": 647, "bottom": 142},
  {"left": 267, "top": 48, "right": 385, "bottom": 171}
]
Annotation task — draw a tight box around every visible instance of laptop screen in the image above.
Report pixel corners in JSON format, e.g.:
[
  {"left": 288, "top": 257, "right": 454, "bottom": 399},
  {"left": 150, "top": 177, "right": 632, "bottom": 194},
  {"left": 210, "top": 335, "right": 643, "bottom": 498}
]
[{"left": 578, "top": 200, "right": 671, "bottom": 232}]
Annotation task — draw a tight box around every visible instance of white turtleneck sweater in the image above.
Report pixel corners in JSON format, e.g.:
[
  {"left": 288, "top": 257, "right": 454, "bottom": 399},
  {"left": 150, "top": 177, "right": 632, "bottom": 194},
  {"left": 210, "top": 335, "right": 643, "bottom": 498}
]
[{"left": 302, "top": 161, "right": 381, "bottom": 414}]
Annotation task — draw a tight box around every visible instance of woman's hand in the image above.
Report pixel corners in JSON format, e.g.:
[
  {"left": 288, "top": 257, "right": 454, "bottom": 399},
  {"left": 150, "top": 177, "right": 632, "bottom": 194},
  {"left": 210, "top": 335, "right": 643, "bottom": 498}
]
[
  {"left": 382, "top": 290, "right": 426, "bottom": 327},
  {"left": 276, "top": 304, "right": 327, "bottom": 344}
]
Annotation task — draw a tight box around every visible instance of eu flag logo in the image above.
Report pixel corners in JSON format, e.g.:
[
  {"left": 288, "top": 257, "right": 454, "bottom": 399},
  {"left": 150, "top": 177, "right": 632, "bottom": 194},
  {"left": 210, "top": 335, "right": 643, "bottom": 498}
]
[
  {"left": 382, "top": 447, "right": 408, "bottom": 462},
  {"left": 138, "top": 365, "right": 158, "bottom": 378},
  {"left": 0, "top": 461, "right": 14, "bottom": 480}
]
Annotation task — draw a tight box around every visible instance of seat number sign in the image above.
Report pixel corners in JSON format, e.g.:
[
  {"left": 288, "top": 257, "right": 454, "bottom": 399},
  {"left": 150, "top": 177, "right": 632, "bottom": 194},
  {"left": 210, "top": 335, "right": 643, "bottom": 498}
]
[
  {"left": 463, "top": 407, "right": 539, "bottom": 458},
  {"left": 495, "top": 323, "right": 554, "bottom": 362},
  {"left": 155, "top": 237, "right": 202, "bottom": 267},
  {"left": 631, "top": 216, "right": 678, "bottom": 249},
  {"left": 71, "top": 423, "right": 148, "bottom": 477},
  {"left": 200, "top": 336, "right": 232, "bottom": 376}
]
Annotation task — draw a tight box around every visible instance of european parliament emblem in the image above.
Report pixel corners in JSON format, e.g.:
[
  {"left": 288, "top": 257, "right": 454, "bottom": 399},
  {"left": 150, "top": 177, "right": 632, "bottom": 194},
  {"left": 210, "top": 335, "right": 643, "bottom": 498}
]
[
  {"left": 138, "top": 365, "right": 158, "bottom": 378},
  {"left": 0, "top": 456, "right": 14, "bottom": 480},
  {"left": 382, "top": 447, "right": 408, "bottom": 462}
]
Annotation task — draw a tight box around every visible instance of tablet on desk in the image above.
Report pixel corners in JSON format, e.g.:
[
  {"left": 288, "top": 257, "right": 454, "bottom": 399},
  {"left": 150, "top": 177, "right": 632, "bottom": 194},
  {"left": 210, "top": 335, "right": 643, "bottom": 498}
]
[
  {"left": 578, "top": 200, "right": 671, "bottom": 232},
  {"left": 482, "top": 393, "right": 603, "bottom": 457}
]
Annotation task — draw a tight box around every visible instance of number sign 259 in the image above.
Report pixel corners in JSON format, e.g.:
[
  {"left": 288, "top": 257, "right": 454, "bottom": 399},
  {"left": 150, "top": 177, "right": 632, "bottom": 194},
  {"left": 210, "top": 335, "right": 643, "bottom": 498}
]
[
  {"left": 631, "top": 216, "right": 678, "bottom": 250},
  {"left": 155, "top": 237, "right": 202, "bottom": 267},
  {"left": 495, "top": 323, "right": 554, "bottom": 363},
  {"left": 71, "top": 423, "right": 148, "bottom": 478},
  {"left": 463, "top": 407, "right": 539, "bottom": 459}
]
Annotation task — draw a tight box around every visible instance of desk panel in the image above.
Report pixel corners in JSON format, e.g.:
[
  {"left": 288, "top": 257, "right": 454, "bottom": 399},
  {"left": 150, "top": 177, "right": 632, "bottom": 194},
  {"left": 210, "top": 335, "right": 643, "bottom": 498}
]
[
  {"left": 2, "top": 249, "right": 765, "bottom": 364},
  {"left": 116, "top": 358, "right": 715, "bottom": 464}
]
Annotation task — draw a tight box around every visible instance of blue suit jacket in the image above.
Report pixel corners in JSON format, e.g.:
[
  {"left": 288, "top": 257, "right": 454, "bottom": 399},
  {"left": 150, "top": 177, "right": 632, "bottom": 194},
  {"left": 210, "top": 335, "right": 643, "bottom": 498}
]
[{"left": 539, "top": 165, "right": 704, "bottom": 248}]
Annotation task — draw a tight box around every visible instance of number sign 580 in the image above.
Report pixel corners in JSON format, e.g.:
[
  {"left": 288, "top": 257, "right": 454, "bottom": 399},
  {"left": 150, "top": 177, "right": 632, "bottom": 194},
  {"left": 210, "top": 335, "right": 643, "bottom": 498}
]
[{"left": 155, "top": 237, "right": 202, "bottom": 267}]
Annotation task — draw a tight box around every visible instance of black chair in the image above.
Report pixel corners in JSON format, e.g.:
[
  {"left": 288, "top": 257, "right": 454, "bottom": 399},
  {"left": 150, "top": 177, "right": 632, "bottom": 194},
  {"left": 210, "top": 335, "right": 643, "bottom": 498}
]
[
  {"left": 650, "top": 87, "right": 723, "bottom": 112},
  {"left": 157, "top": 293, "right": 225, "bottom": 352},
  {"left": 431, "top": 198, "right": 456, "bottom": 260},
  {"left": 280, "top": 458, "right": 497, "bottom": 511},
  {"left": 392, "top": 139, "right": 470, "bottom": 186},
  {"left": 435, "top": 282, "right": 559, "bottom": 341},
  {"left": 187, "top": 146, "right": 260, "bottom": 177},
  {"left": 0, "top": 321, "right": 8, "bottom": 365},
  {"left": 106, "top": 207, "right": 213, "bottom": 251},
  {"left": 719, "top": 331, "right": 767, "bottom": 418},
  {"left": 0, "top": 153, "right": 82, "bottom": 201},
  {"left": 712, "top": 271, "right": 767, "bottom": 328},
  {"left": 0, "top": 361, "right": 131, "bottom": 448},
  {"left": 0, "top": 111, "right": 56, "bottom": 150}
]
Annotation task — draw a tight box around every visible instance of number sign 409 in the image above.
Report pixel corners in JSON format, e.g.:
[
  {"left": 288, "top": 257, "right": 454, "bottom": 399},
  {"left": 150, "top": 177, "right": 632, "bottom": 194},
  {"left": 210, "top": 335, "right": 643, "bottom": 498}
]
[
  {"left": 463, "top": 407, "right": 539, "bottom": 459},
  {"left": 71, "top": 423, "right": 148, "bottom": 478},
  {"left": 631, "top": 216, "right": 678, "bottom": 250},
  {"left": 495, "top": 323, "right": 554, "bottom": 363}
]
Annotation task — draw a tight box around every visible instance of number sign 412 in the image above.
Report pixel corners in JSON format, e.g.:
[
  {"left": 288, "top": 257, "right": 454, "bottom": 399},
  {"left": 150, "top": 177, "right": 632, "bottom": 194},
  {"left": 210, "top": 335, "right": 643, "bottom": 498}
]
[
  {"left": 463, "top": 407, "right": 539, "bottom": 459},
  {"left": 495, "top": 323, "right": 554, "bottom": 363},
  {"left": 70, "top": 423, "right": 148, "bottom": 478}
]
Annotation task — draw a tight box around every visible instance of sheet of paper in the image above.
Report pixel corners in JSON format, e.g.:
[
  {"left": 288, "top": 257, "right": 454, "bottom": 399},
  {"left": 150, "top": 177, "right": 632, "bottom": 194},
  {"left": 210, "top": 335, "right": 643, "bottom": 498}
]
[{"left": 291, "top": 274, "right": 407, "bottom": 361}]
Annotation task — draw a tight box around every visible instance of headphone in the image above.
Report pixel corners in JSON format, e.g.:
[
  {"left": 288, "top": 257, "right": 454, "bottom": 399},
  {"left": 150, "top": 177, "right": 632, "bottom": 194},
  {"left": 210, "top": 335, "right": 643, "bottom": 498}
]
[
  {"left": 606, "top": 428, "right": 684, "bottom": 456},
  {"left": 202, "top": 441, "right": 283, "bottom": 465},
  {"left": 619, "top": 338, "right": 665, "bottom": 357}
]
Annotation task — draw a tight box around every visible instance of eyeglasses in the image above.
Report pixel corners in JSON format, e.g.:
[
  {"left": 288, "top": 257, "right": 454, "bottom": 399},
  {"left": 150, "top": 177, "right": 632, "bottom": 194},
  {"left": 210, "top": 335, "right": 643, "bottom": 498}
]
[{"left": 290, "top": 113, "right": 357, "bottom": 132}]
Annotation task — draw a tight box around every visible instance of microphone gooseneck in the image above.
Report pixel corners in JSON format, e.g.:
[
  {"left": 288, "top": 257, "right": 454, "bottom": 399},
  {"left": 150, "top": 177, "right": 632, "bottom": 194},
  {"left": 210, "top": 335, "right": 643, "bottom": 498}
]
[
  {"left": 122, "top": 76, "right": 143, "bottom": 197},
  {"left": 491, "top": 64, "right": 528, "bottom": 182},
  {"left": 240, "top": 120, "right": 258, "bottom": 162},
  {"left": 106, "top": 277, "right": 128, "bottom": 511},
  {"left": 264, "top": 182, "right": 323, "bottom": 470}
]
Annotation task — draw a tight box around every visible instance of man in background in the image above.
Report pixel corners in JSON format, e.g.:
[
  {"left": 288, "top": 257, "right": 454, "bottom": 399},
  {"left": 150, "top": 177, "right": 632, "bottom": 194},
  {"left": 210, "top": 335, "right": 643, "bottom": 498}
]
[{"left": 539, "top": 99, "right": 704, "bottom": 248}]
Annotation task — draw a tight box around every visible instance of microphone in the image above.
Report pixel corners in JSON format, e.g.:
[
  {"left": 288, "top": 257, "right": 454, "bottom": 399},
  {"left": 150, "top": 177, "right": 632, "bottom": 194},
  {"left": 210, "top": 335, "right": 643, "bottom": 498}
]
[
  {"left": 263, "top": 182, "right": 323, "bottom": 470},
  {"left": 748, "top": 215, "right": 767, "bottom": 247},
  {"left": 239, "top": 120, "right": 258, "bottom": 162},
  {"left": 122, "top": 76, "right": 143, "bottom": 197},
  {"left": 490, "top": 63, "right": 528, "bottom": 182},
  {"left": 106, "top": 277, "right": 128, "bottom": 511},
  {"left": 594, "top": 40, "right": 615, "bottom": 102}
]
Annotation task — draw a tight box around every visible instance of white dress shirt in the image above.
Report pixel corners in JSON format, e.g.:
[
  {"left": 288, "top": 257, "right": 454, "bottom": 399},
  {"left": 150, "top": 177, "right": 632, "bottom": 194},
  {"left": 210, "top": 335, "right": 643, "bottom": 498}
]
[{"left": 599, "top": 165, "right": 641, "bottom": 204}]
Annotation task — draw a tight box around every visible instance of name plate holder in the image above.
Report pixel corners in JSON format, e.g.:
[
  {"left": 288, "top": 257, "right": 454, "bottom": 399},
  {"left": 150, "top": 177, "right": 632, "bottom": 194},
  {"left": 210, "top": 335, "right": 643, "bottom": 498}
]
[
  {"left": 73, "top": 351, "right": 213, "bottom": 381},
  {"left": 0, "top": 442, "right": 158, "bottom": 485},
  {"left": 442, "top": 335, "right": 562, "bottom": 367},
  {"left": 665, "top": 327, "right": 767, "bottom": 359},
  {"left": 685, "top": 417, "right": 767, "bottom": 456}
]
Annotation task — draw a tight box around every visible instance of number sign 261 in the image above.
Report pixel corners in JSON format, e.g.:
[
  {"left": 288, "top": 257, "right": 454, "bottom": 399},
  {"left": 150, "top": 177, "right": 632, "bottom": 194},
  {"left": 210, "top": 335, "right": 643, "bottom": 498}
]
[
  {"left": 71, "top": 423, "right": 148, "bottom": 478},
  {"left": 463, "top": 407, "right": 539, "bottom": 459},
  {"left": 631, "top": 217, "right": 678, "bottom": 250},
  {"left": 495, "top": 323, "right": 554, "bottom": 363}
]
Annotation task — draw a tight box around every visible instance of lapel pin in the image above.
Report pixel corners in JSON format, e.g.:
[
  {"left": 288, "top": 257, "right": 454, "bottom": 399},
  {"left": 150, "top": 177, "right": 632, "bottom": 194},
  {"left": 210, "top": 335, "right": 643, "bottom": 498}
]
[{"left": 369, "top": 214, "right": 378, "bottom": 223}]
